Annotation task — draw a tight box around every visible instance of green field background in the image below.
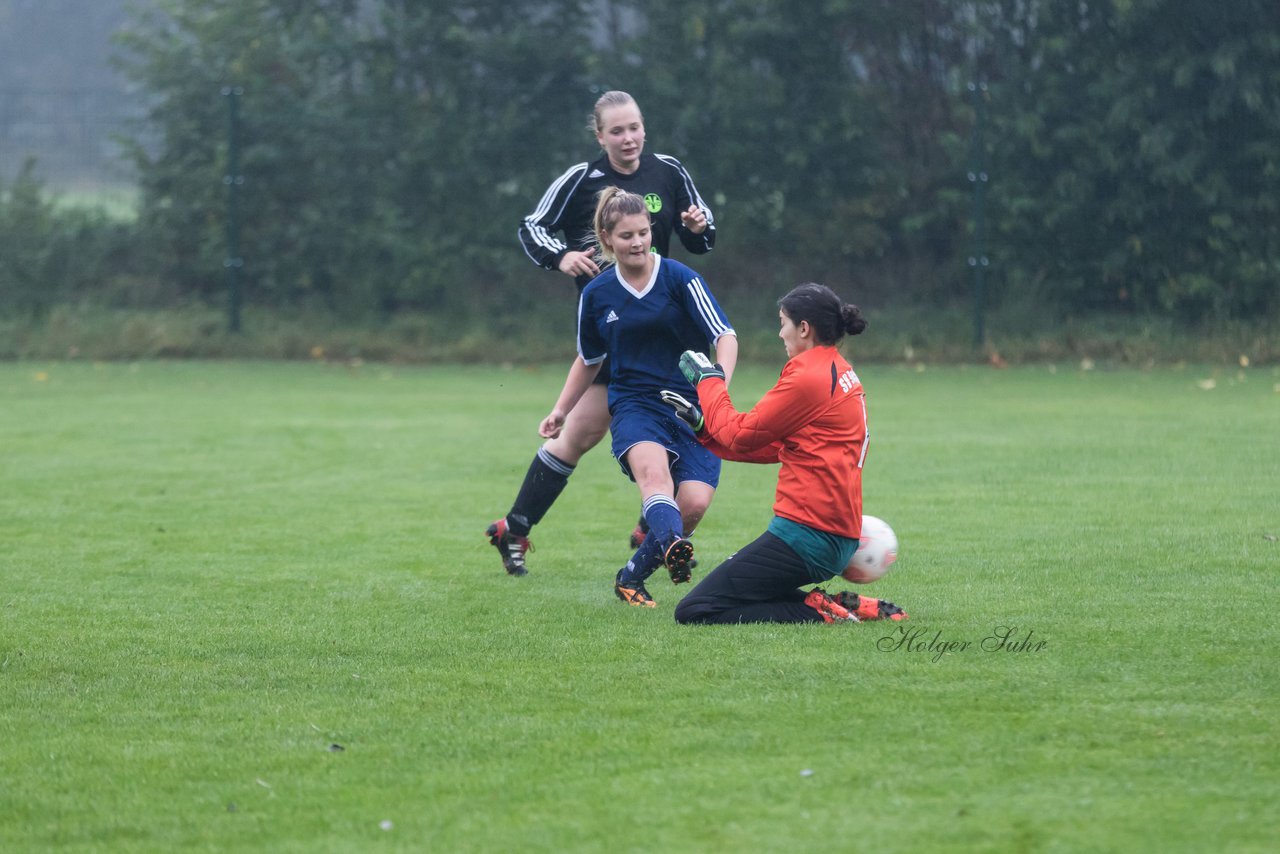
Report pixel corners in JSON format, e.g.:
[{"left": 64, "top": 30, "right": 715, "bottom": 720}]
[{"left": 2, "top": 361, "right": 1277, "bottom": 852}]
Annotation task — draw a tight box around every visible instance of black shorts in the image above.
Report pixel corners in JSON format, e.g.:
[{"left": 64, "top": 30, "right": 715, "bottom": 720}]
[
  {"left": 592, "top": 355, "right": 611, "bottom": 385},
  {"left": 674, "top": 532, "right": 825, "bottom": 624}
]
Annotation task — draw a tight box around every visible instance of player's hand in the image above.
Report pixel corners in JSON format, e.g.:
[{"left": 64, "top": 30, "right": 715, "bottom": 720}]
[
  {"left": 680, "top": 205, "right": 708, "bottom": 235},
  {"left": 539, "top": 410, "right": 566, "bottom": 439},
  {"left": 558, "top": 250, "right": 600, "bottom": 279},
  {"left": 679, "top": 350, "right": 725, "bottom": 386},
  {"left": 659, "top": 389, "right": 704, "bottom": 433}
]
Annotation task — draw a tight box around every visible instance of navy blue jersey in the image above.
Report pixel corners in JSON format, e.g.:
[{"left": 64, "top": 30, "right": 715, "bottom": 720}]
[
  {"left": 577, "top": 257, "right": 734, "bottom": 410},
  {"left": 519, "top": 152, "right": 716, "bottom": 292}
]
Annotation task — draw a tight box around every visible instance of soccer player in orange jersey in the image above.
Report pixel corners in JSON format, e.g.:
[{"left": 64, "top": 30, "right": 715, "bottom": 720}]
[{"left": 665, "top": 283, "right": 908, "bottom": 624}]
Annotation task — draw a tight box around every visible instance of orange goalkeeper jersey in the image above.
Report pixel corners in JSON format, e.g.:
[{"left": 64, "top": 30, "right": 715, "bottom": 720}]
[{"left": 696, "top": 345, "right": 867, "bottom": 539}]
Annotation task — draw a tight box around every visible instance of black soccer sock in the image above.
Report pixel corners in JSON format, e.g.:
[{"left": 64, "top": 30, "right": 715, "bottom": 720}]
[{"left": 506, "top": 446, "right": 575, "bottom": 537}]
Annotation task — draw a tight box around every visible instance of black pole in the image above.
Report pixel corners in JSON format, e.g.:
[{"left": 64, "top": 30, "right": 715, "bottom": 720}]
[
  {"left": 223, "top": 86, "right": 243, "bottom": 333},
  {"left": 967, "top": 80, "right": 989, "bottom": 350}
]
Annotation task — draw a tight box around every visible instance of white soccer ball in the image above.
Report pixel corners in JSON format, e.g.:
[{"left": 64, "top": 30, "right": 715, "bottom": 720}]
[{"left": 842, "top": 515, "right": 898, "bottom": 584}]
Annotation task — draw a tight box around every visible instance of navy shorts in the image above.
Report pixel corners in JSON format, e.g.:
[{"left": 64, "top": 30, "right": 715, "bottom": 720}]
[{"left": 609, "top": 393, "right": 721, "bottom": 489}]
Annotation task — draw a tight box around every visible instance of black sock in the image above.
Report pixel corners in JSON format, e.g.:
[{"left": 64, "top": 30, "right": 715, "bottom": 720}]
[{"left": 506, "top": 447, "right": 574, "bottom": 536}]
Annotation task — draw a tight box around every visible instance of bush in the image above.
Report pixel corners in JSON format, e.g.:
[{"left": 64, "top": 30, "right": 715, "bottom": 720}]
[{"left": 0, "top": 160, "right": 158, "bottom": 318}]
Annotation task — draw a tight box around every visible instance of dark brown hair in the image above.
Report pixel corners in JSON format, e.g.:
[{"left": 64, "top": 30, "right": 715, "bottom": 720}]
[{"left": 777, "top": 283, "right": 867, "bottom": 345}]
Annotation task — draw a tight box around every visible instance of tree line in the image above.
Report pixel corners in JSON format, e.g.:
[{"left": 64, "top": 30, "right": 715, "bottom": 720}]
[{"left": 3, "top": 0, "right": 1277, "bottom": 326}]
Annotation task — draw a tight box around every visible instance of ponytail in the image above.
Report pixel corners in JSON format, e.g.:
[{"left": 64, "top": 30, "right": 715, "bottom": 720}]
[{"left": 777, "top": 283, "right": 866, "bottom": 345}]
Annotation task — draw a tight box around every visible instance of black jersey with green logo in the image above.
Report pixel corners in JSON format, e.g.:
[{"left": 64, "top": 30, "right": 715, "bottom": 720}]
[{"left": 519, "top": 152, "right": 716, "bottom": 292}]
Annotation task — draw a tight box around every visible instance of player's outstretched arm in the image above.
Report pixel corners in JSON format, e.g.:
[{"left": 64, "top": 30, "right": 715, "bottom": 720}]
[
  {"left": 712, "top": 333, "right": 738, "bottom": 387},
  {"left": 540, "top": 356, "right": 601, "bottom": 439}
]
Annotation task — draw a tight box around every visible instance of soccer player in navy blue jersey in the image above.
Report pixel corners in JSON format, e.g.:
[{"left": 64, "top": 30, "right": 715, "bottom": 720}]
[
  {"left": 537, "top": 187, "right": 737, "bottom": 607},
  {"left": 487, "top": 91, "right": 717, "bottom": 575}
]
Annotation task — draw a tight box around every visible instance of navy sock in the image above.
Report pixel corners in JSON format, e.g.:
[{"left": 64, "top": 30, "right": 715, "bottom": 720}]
[
  {"left": 618, "top": 494, "right": 684, "bottom": 584},
  {"left": 641, "top": 493, "right": 683, "bottom": 546},
  {"left": 506, "top": 447, "right": 574, "bottom": 537},
  {"left": 619, "top": 535, "right": 666, "bottom": 585}
]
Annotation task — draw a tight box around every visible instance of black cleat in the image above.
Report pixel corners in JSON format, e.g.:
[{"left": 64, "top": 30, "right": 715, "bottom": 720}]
[
  {"left": 614, "top": 571, "right": 657, "bottom": 608},
  {"left": 664, "top": 537, "right": 695, "bottom": 584}
]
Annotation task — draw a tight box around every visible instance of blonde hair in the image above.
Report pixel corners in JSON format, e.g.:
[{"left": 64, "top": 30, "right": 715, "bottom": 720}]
[
  {"left": 589, "top": 90, "right": 642, "bottom": 135},
  {"left": 591, "top": 187, "right": 647, "bottom": 263}
]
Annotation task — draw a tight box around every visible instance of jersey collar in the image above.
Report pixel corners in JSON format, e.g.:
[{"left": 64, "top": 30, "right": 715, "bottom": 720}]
[{"left": 613, "top": 254, "right": 661, "bottom": 299}]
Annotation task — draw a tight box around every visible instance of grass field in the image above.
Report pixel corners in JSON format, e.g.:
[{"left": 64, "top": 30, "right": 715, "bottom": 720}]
[{"left": 2, "top": 360, "right": 1277, "bottom": 852}]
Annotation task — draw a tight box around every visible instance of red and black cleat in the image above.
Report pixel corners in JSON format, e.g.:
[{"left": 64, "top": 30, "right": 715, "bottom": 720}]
[
  {"left": 803, "top": 588, "right": 858, "bottom": 623},
  {"left": 485, "top": 518, "right": 531, "bottom": 577},
  {"left": 833, "top": 591, "right": 908, "bottom": 621}
]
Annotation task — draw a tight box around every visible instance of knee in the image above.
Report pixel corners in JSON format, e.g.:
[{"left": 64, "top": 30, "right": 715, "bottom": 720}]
[
  {"left": 676, "top": 487, "right": 715, "bottom": 534},
  {"left": 681, "top": 506, "right": 707, "bottom": 533},
  {"left": 556, "top": 406, "right": 610, "bottom": 458},
  {"left": 565, "top": 429, "right": 605, "bottom": 458},
  {"left": 673, "top": 595, "right": 704, "bottom": 625},
  {"left": 572, "top": 415, "right": 610, "bottom": 448},
  {"left": 547, "top": 423, "right": 605, "bottom": 463}
]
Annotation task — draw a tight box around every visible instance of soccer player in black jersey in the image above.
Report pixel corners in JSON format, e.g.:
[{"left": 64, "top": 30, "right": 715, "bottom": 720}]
[{"left": 487, "top": 91, "right": 718, "bottom": 576}]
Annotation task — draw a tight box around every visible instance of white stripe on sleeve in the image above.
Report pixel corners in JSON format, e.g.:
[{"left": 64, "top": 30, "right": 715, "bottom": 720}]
[
  {"left": 685, "top": 277, "right": 732, "bottom": 339},
  {"left": 520, "top": 163, "right": 588, "bottom": 260}
]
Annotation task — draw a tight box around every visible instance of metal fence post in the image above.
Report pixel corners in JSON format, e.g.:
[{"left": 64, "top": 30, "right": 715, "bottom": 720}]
[
  {"left": 222, "top": 86, "right": 244, "bottom": 333},
  {"left": 967, "top": 80, "right": 989, "bottom": 350}
]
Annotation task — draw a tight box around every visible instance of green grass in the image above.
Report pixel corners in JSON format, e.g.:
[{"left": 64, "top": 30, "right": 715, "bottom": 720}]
[
  {"left": 49, "top": 183, "right": 140, "bottom": 221},
  {"left": 2, "top": 360, "right": 1278, "bottom": 852},
  {"left": 4, "top": 301, "right": 1278, "bottom": 367}
]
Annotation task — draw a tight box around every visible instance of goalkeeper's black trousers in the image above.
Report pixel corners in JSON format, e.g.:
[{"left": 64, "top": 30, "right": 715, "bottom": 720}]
[{"left": 674, "top": 531, "right": 825, "bottom": 624}]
